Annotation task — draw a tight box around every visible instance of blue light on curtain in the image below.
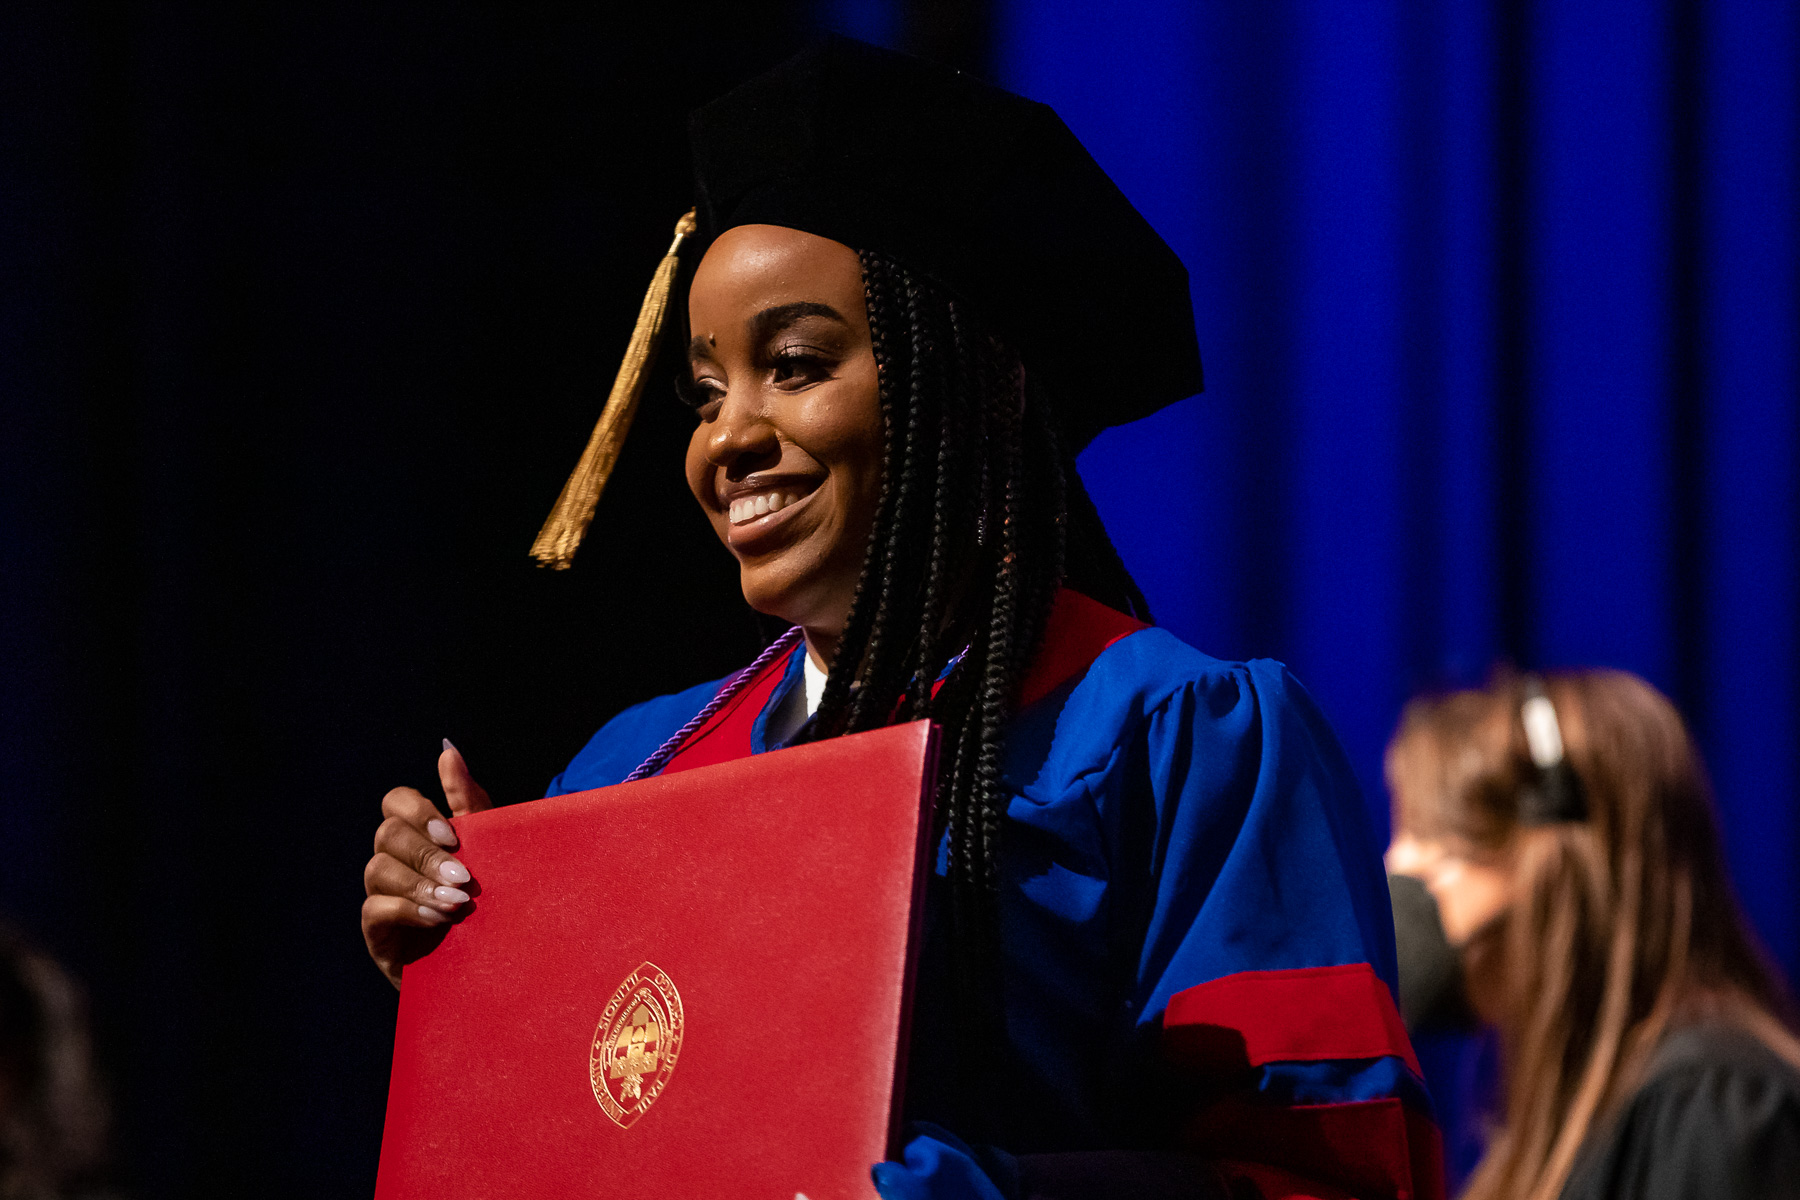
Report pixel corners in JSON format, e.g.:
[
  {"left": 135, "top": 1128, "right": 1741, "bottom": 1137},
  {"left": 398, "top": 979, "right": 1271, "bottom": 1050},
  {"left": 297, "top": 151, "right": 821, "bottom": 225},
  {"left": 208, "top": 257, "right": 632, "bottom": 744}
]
[
  {"left": 1699, "top": 1, "right": 1800, "bottom": 982},
  {"left": 989, "top": 0, "right": 1799, "bottom": 990},
  {"left": 811, "top": 0, "right": 1799, "bottom": 985}
]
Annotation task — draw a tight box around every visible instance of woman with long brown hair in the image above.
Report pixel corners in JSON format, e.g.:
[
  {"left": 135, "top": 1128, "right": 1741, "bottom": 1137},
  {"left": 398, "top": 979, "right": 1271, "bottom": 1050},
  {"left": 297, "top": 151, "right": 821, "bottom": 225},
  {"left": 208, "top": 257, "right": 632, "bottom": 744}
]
[{"left": 1387, "top": 669, "right": 1800, "bottom": 1199}]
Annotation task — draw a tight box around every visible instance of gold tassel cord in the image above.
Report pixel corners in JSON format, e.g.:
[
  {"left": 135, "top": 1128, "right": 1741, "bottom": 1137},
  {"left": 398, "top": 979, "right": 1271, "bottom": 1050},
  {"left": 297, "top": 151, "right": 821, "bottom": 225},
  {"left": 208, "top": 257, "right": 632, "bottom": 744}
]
[{"left": 530, "top": 209, "right": 699, "bottom": 569}]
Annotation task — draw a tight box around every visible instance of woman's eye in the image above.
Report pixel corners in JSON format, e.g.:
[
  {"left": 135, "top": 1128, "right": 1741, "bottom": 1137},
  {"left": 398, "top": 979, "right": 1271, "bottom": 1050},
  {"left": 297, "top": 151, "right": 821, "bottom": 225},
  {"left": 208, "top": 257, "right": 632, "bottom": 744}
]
[
  {"left": 678, "top": 375, "right": 727, "bottom": 412},
  {"left": 770, "top": 351, "right": 832, "bottom": 387}
]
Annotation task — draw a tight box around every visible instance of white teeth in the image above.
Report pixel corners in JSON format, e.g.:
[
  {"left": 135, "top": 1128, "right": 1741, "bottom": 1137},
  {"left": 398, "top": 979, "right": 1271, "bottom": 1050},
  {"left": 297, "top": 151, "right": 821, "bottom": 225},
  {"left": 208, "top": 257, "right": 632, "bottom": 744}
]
[{"left": 729, "top": 491, "right": 800, "bottom": 525}]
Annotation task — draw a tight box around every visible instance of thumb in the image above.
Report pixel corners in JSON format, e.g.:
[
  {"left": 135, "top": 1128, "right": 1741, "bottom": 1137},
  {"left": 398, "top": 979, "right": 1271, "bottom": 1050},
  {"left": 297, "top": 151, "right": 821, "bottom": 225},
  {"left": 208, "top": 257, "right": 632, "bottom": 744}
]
[{"left": 438, "top": 738, "right": 493, "bottom": 817}]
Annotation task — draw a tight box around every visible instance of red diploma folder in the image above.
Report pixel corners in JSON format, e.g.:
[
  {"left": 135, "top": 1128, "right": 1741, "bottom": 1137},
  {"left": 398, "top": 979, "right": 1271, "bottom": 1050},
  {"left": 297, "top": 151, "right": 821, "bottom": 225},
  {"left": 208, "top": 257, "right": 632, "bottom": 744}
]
[{"left": 375, "top": 721, "right": 938, "bottom": 1200}]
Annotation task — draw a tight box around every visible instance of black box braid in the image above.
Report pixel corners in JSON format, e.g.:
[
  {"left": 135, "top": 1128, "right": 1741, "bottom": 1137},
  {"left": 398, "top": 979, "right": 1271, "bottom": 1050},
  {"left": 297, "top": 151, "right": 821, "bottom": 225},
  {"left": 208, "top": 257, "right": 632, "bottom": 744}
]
[{"left": 793, "top": 249, "right": 1151, "bottom": 1066}]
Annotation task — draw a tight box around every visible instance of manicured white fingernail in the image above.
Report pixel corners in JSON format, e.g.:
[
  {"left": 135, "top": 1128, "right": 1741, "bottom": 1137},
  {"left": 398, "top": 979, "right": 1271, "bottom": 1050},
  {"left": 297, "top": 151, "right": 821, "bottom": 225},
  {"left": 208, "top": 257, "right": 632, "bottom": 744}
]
[
  {"left": 426, "top": 819, "right": 457, "bottom": 847},
  {"left": 433, "top": 886, "right": 469, "bottom": 906},
  {"left": 437, "top": 859, "right": 470, "bottom": 885},
  {"left": 417, "top": 905, "right": 447, "bottom": 924},
  {"left": 442, "top": 737, "right": 457, "bottom": 754}
]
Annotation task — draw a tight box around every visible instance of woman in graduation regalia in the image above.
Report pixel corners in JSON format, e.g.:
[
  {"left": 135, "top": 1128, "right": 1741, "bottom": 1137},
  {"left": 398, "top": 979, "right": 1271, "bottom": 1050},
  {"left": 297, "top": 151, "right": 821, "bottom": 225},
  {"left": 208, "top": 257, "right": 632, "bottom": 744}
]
[
  {"left": 1387, "top": 671, "right": 1800, "bottom": 1199},
  {"left": 362, "top": 38, "right": 1439, "bottom": 1200}
]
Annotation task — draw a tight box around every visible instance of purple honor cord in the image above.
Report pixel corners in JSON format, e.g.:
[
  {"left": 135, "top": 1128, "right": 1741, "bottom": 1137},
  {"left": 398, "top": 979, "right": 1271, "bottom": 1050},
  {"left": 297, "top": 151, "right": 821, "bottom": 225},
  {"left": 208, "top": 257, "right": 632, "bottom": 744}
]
[{"left": 622, "top": 627, "right": 807, "bottom": 782}]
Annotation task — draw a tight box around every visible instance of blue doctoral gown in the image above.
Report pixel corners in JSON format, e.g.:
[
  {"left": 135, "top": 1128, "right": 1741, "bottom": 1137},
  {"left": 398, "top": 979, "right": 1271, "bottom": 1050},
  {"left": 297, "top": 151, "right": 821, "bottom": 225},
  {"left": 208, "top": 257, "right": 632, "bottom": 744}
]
[{"left": 550, "top": 618, "right": 1428, "bottom": 1197}]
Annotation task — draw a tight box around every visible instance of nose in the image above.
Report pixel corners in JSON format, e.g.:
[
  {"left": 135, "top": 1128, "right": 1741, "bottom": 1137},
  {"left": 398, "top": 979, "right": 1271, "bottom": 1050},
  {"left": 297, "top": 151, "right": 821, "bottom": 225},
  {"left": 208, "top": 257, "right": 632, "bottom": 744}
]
[{"left": 703, "top": 387, "right": 780, "bottom": 477}]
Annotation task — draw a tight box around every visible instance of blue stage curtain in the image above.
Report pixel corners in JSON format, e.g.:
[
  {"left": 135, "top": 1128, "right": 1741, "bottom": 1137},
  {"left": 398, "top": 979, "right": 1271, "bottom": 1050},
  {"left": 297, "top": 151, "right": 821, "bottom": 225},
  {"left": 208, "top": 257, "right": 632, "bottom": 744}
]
[
  {"left": 821, "top": 0, "right": 1799, "bottom": 1045},
  {"left": 965, "top": 2, "right": 1799, "bottom": 995},
  {"left": 953, "top": 3, "right": 1800, "bottom": 1183}
]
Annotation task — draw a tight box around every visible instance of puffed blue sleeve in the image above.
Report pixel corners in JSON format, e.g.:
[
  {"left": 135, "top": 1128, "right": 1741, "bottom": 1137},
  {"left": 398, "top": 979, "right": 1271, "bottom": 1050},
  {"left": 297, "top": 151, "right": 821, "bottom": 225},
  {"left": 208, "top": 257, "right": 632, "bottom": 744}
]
[
  {"left": 1112, "top": 653, "right": 1438, "bottom": 1198},
  {"left": 984, "top": 631, "right": 1440, "bottom": 1198},
  {"left": 1124, "top": 656, "right": 1398, "bottom": 1017}
]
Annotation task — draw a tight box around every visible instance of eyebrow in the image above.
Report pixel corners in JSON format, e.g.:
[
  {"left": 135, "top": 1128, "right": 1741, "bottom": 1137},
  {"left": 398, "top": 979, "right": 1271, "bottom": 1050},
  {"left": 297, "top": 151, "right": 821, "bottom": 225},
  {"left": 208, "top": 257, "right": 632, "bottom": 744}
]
[
  {"left": 689, "top": 301, "right": 849, "bottom": 363},
  {"left": 748, "top": 301, "right": 847, "bottom": 342}
]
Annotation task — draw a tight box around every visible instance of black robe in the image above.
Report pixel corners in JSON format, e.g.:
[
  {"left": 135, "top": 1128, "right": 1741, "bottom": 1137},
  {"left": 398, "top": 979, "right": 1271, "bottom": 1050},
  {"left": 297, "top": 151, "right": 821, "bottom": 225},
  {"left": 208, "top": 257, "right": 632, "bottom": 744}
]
[{"left": 1563, "top": 1023, "right": 1800, "bottom": 1200}]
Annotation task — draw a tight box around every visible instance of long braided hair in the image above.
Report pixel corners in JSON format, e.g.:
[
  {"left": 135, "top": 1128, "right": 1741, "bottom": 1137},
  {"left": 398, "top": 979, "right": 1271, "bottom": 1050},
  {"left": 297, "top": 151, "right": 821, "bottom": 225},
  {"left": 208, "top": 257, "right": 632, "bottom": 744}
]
[{"left": 789, "top": 249, "right": 1151, "bottom": 1023}]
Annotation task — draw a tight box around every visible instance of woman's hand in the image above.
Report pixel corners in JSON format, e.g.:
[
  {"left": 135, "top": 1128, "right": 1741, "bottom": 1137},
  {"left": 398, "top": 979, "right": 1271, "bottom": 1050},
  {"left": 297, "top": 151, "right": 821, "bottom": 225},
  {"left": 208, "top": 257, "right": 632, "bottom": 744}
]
[{"left": 362, "top": 740, "right": 493, "bottom": 989}]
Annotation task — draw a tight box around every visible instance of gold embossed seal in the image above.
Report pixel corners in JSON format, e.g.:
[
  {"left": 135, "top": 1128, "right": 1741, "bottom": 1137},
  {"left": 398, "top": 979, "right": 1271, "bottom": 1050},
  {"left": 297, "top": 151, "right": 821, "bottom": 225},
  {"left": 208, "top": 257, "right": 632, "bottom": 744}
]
[{"left": 589, "top": 962, "right": 684, "bottom": 1129}]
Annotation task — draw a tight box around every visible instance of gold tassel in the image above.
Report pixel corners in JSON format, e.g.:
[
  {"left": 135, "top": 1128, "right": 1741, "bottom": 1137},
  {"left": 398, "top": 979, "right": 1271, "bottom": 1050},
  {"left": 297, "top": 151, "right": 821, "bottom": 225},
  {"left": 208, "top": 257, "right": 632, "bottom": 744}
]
[{"left": 530, "top": 209, "right": 699, "bottom": 569}]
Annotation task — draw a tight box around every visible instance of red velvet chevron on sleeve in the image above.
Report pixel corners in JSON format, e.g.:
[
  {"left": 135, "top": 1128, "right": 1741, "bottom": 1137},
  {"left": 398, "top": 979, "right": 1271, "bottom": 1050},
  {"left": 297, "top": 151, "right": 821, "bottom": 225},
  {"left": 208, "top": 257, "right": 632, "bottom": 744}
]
[
  {"left": 1164, "top": 963, "right": 1445, "bottom": 1200},
  {"left": 1164, "top": 962, "right": 1421, "bottom": 1076}
]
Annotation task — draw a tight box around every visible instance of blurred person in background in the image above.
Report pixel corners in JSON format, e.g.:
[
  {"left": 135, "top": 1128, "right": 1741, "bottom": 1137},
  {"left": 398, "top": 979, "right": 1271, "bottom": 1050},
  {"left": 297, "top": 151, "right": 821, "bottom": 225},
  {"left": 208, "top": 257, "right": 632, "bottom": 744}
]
[
  {"left": 1386, "top": 669, "right": 1800, "bottom": 1200},
  {"left": 0, "top": 923, "right": 114, "bottom": 1200}
]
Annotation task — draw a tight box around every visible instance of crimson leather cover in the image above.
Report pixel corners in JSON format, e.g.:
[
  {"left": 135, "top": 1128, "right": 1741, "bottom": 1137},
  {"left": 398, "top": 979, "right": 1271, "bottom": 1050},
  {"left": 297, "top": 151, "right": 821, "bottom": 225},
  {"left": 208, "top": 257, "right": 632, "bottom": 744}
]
[{"left": 375, "top": 721, "right": 938, "bottom": 1200}]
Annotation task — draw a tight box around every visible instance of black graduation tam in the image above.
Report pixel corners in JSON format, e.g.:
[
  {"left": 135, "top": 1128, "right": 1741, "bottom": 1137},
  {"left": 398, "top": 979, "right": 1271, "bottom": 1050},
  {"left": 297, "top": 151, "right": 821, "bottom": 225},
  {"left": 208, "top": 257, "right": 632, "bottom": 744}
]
[
  {"left": 531, "top": 37, "right": 1204, "bottom": 568},
  {"left": 689, "top": 35, "right": 1203, "bottom": 452}
]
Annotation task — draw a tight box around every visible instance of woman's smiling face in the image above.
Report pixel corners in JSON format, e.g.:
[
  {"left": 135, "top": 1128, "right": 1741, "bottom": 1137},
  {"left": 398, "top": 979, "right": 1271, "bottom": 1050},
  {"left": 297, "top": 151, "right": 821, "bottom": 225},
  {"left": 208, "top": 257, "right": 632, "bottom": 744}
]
[{"left": 683, "top": 224, "right": 883, "bottom": 658}]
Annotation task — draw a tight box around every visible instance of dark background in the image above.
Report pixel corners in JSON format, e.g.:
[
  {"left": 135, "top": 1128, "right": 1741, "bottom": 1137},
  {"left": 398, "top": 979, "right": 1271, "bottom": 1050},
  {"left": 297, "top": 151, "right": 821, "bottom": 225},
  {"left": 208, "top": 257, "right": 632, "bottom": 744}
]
[
  {"left": 0, "top": 3, "right": 859, "bottom": 1193},
  {"left": 3, "top": 2, "right": 1796, "bottom": 1196}
]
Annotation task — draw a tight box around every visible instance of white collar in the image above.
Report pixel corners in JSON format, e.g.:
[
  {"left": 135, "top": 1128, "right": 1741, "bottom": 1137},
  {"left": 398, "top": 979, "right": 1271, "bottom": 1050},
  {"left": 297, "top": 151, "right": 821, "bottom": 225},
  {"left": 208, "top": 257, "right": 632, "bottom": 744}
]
[{"left": 801, "top": 648, "right": 827, "bottom": 718}]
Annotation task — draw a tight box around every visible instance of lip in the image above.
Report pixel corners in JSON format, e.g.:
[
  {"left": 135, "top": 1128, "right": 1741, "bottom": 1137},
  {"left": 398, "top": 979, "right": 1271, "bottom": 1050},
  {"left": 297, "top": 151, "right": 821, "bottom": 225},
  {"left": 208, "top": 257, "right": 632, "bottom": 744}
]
[{"left": 718, "top": 476, "right": 823, "bottom": 554}]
